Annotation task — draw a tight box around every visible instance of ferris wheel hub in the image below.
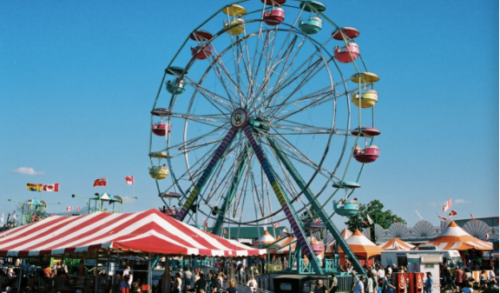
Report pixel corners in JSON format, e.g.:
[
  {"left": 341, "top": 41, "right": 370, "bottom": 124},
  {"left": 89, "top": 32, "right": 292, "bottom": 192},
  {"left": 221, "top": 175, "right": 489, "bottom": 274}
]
[{"left": 230, "top": 108, "right": 249, "bottom": 128}]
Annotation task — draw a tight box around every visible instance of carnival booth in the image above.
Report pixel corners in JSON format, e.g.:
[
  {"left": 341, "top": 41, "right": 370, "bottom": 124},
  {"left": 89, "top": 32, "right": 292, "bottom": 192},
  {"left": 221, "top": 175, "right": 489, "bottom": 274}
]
[
  {"left": 379, "top": 238, "right": 415, "bottom": 251},
  {"left": 0, "top": 209, "right": 266, "bottom": 293}
]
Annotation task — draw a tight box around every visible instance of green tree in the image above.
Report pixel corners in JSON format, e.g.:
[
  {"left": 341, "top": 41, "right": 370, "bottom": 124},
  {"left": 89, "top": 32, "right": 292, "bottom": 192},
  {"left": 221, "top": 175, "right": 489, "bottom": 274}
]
[{"left": 344, "top": 200, "right": 406, "bottom": 242}]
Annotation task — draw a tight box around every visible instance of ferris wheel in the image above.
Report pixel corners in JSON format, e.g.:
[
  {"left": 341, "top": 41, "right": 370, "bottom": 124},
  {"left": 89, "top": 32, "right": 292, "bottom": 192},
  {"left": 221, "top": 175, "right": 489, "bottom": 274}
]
[{"left": 149, "top": 0, "right": 380, "bottom": 274}]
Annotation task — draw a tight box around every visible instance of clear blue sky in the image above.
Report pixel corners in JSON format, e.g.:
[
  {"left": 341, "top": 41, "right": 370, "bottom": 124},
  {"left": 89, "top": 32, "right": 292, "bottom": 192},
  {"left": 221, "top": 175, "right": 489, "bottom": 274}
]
[{"left": 0, "top": 0, "right": 498, "bottom": 229}]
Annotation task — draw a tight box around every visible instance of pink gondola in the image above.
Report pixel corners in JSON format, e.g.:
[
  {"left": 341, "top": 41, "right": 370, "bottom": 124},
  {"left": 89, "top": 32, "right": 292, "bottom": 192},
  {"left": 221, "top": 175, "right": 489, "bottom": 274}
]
[
  {"left": 353, "top": 145, "right": 379, "bottom": 163},
  {"left": 152, "top": 123, "right": 172, "bottom": 136},
  {"left": 334, "top": 42, "right": 360, "bottom": 63},
  {"left": 191, "top": 46, "right": 212, "bottom": 60},
  {"left": 261, "top": 0, "right": 286, "bottom": 5},
  {"left": 263, "top": 7, "right": 285, "bottom": 25}
]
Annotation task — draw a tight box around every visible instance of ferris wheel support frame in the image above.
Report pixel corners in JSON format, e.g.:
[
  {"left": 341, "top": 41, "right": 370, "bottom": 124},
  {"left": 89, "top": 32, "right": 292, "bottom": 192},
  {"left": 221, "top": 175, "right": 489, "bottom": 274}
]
[
  {"left": 266, "top": 135, "right": 365, "bottom": 276},
  {"left": 243, "top": 124, "right": 323, "bottom": 274},
  {"left": 212, "top": 145, "right": 251, "bottom": 236},
  {"left": 175, "top": 127, "right": 238, "bottom": 221}
]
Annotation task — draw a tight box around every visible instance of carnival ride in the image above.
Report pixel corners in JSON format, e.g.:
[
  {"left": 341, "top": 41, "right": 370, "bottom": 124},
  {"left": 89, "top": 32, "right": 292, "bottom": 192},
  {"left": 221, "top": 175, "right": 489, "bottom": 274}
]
[
  {"left": 148, "top": 0, "right": 381, "bottom": 274},
  {"left": 7, "top": 198, "right": 59, "bottom": 226},
  {"left": 71, "top": 193, "right": 137, "bottom": 214}
]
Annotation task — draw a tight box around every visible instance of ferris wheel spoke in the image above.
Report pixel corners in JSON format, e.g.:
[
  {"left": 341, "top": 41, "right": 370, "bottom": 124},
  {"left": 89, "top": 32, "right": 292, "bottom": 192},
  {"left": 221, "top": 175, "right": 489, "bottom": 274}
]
[
  {"left": 181, "top": 76, "right": 234, "bottom": 112},
  {"left": 171, "top": 113, "right": 230, "bottom": 125},
  {"left": 271, "top": 88, "right": 358, "bottom": 122},
  {"left": 210, "top": 45, "right": 246, "bottom": 104},
  {"left": 264, "top": 129, "right": 335, "bottom": 176},
  {"left": 168, "top": 125, "right": 227, "bottom": 152}
]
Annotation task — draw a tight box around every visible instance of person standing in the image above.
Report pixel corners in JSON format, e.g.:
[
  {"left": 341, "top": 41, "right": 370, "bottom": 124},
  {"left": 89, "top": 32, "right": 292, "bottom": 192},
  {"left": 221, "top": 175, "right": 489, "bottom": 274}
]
[
  {"left": 315, "top": 280, "right": 328, "bottom": 293},
  {"left": 225, "top": 279, "right": 238, "bottom": 293},
  {"left": 246, "top": 275, "right": 258, "bottom": 293},
  {"left": 194, "top": 272, "right": 207, "bottom": 293},
  {"left": 455, "top": 266, "right": 464, "bottom": 291},
  {"left": 424, "top": 272, "right": 433, "bottom": 293},
  {"left": 367, "top": 272, "right": 377, "bottom": 293},
  {"left": 329, "top": 273, "right": 338, "bottom": 293},
  {"left": 353, "top": 276, "right": 366, "bottom": 293},
  {"left": 185, "top": 268, "right": 193, "bottom": 288},
  {"left": 381, "top": 274, "right": 395, "bottom": 293}
]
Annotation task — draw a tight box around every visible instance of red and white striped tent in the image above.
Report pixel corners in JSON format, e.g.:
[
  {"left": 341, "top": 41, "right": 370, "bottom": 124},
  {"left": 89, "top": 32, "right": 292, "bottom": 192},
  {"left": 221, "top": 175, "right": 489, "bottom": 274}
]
[
  {"left": 378, "top": 238, "right": 415, "bottom": 251},
  {"left": 423, "top": 221, "right": 493, "bottom": 251},
  {"left": 0, "top": 209, "right": 266, "bottom": 257}
]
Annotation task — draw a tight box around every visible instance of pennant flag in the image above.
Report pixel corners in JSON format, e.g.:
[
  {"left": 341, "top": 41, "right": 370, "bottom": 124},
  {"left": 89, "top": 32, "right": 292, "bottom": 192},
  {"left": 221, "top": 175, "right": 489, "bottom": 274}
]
[
  {"left": 367, "top": 214, "right": 374, "bottom": 225},
  {"left": 26, "top": 183, "right": 42, "bottom": 192},
  {"left": 223, "top": 228, "right": 227, "bottom": 235},
  {"left": 447, "top": 210, "right": 457, "bottom": 217},
  {"left": 1, "top": 213, "right": 4, "bottom": 223},
  {"left": 393, "top": 217, "right": 398, "bottom": 223},
  {"left": 93, "top": 178, "right": 107, "bottom": 187},
  {"left": 485, "top": 230, "right": 489, "bottom": 241},
  {"left": 13, "top": 212, "right": 17, "bottom": 221},
  {"left": 362, "top": 219, "right": 368, "bottom": 225},
  {"left": 43, "top": 183, "right": 59, "bottom": 192},
  {"left": 125, "top": 176, "right": 134, "bottom": 185},
  {"left": 203, "top": 219, "right": 208, "bottom": 228},
  {"left": 437, "top": 212, "right": 447, "bottom": 221},
  {"left": 76, "top": 206, "right": 81, "bottom": 211},
  {"left": 273, "top": 222, "right": 281, "bottom": 228},
  {"left": 470, "top": 213, "right": 475, "bottom": 222},
  {"left": 442, "top": 198, "right": 452, "bottom": 213},
  {"left": 66, "top": 206, "right": 73, "bottom": 212}
]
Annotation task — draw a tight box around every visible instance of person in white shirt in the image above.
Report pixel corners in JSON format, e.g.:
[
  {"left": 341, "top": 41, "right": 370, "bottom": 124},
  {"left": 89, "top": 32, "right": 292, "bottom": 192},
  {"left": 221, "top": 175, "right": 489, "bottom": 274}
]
[
  {"left": 488, "top": 267, "right": 497, "bottom": 281},
  {"left": 247, "top": 275, "right": 258, "bottom": 292},
  {"left": 123, "top": 266, "right": 131, "bottom": 277},
  {"left": 353, "top": 276, "right": 366, "bottom": 293},
  {"left": 378, "top": 267, "right": 385, "bottom": 279},
  {"left": 387, "top": 265, "right": 393, "bottom": 275}
]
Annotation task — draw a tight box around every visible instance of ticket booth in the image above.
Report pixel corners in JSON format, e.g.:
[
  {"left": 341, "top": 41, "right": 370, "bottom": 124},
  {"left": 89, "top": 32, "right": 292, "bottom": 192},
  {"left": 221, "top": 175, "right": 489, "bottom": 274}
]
[{"left": 407, "top": 254, "right": 442, "bottom": 293}]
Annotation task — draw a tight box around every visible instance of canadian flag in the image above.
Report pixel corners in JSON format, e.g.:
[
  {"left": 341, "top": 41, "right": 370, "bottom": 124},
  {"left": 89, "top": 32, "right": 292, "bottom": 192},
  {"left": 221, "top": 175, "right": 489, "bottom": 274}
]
[
  {"left": 93, "top": 178, "right": 107, "bottom": 187},
  {"left": 273, "top": 222, "right": 281, "bottom": 228},
  {"left": 442, "top": 198, "right": 452, "bottom": 213},
  {"left": 66, "top": 207, "right": 73, "bottom": 211},
  {"left": 448, "top": 210, "right": 457, "bottom": 217},
  {"left": 437, "top": 212, "right": 447, "bottom": 221},
  {"left": 76, "top": 206, "right": 81, "bottom": 211},
  {"left": 43, "top": 183, "right": 59, "bottom": 192},
  {"left": 125, "top": 176, "right": 134, "bottom": 185}
]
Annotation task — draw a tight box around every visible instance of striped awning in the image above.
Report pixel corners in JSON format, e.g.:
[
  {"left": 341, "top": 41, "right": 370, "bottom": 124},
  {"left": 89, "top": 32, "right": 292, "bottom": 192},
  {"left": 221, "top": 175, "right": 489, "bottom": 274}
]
[
  {"left": 423, "top": 221, "right": 493, "bottom": 251},
  {"left": 0, "top": 209, "right": 266, "bottom": 257}
]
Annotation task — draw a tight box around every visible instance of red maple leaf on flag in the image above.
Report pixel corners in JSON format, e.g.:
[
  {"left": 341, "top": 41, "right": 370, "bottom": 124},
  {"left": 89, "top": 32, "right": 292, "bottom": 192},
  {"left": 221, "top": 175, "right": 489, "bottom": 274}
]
[{"left": 93, "top": 178, "right": 107, "bottom": 187}]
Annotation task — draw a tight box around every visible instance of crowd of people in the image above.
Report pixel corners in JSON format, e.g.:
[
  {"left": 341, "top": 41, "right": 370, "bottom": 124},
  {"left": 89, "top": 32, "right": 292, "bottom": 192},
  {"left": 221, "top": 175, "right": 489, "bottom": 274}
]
[{"left": 156, "top": 267, "right": 258, "bottom": 293}]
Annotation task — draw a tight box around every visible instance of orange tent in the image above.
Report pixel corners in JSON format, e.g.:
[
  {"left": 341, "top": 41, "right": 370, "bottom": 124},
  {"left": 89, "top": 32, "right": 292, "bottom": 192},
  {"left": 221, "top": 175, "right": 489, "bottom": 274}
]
[
  {"left": 378, "top": 238, "right": 415, "bottom": 251},
  {"left": 423, "top": 221, "right": 493, "bottom": 251},
  {"left": 339, "top": 229, "right": 382, "bottom": 258}
]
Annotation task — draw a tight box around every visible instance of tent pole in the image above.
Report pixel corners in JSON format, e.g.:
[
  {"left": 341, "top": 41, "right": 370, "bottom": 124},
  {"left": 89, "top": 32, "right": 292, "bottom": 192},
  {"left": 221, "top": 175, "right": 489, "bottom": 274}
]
[
  {"left": 106, "top": 251, "right": 110, "bottom": 288},
  {"left": 164, "top": 257, "right": 171, "bottom": 293},
  {"left": 95, "top": 254, "right": 99, "bottom": 293},
  {"left": 17, "top": 258, "right": 23, "bottom": 292},
  {"left": 148, "top": 253, "right": 152, "bottom": 293}
]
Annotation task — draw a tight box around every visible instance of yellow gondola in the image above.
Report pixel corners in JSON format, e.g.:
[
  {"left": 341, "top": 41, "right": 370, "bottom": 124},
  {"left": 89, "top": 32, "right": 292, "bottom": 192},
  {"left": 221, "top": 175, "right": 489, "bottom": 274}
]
[
  {"left": 224, "top": 19, "right": 245, "bottom": 35},
  {"left": 222, "top": 4, "right": 247, "bottom": 16},
  {"left": 352, "top": 89, "right": 378, "bottom": 108},
  {"left": 149, "top": 166, "right": 169, "bottom": 180}
]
